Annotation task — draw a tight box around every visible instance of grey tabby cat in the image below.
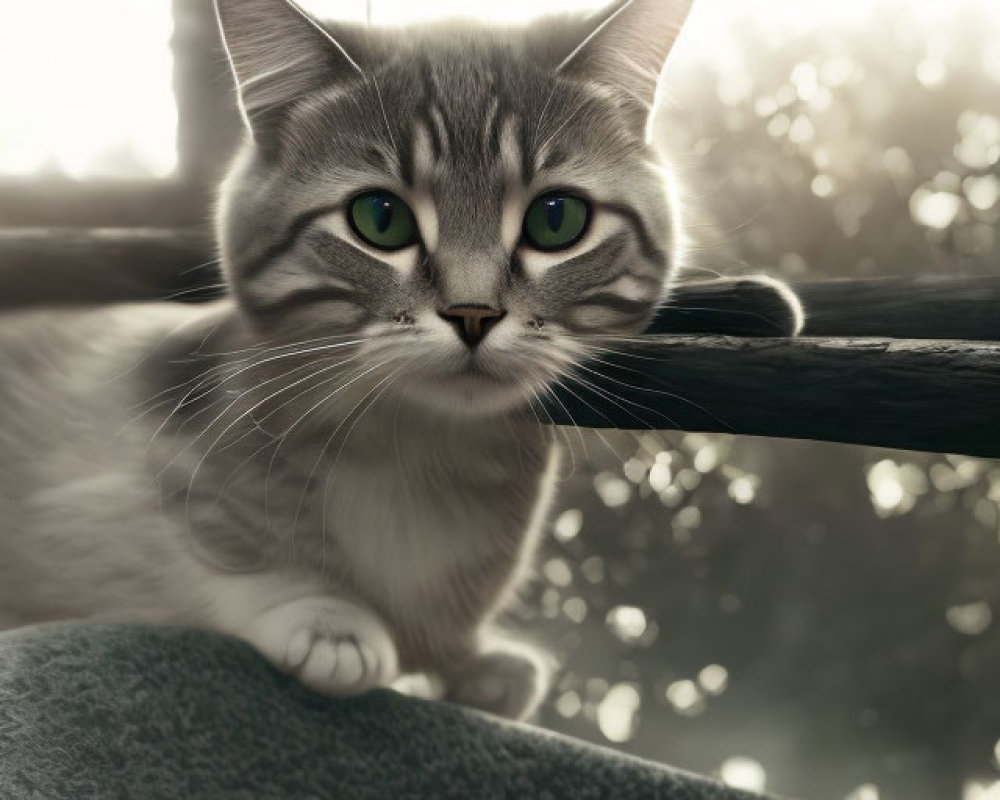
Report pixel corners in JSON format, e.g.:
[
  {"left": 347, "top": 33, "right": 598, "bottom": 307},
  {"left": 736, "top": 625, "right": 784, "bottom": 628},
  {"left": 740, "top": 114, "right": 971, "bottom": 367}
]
[{"left": 0, "top": 0, "right": 728, "bottom": 721}]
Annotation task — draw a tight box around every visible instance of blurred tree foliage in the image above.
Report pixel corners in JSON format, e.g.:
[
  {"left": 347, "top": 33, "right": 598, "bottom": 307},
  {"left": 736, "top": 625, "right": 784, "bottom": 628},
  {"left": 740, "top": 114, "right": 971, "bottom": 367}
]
[
  {"left": 517, "top": 5, "right": 1000, "bottom": 800},
  {"left": 664, "top": 1, "right": 1000, "bottom": 283}
]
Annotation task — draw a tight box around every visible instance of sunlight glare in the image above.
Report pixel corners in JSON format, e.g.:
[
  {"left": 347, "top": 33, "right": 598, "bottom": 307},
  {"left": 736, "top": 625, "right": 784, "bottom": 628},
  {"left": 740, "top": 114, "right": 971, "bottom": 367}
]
[
  {"left": 306, "top": 0, "right": 999, "bottom": 34},
  {"left": 0, "top": 0, "right": 176, "bottom": 179},
  {"left": 2, "top": 0, "right": 996, "bottom": 179},
  {"left": 304, "top": 0, "right": 605, "bottom": 25}
]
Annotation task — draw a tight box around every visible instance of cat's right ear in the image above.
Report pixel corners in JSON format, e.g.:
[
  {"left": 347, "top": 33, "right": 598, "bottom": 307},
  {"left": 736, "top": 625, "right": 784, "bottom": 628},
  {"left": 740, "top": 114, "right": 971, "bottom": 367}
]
[
  {"left": 558, "top": 0, "right": 694, "bottom": 138},
  {"left": 214, "top": 0, "right": 363, "bottom": 145}
]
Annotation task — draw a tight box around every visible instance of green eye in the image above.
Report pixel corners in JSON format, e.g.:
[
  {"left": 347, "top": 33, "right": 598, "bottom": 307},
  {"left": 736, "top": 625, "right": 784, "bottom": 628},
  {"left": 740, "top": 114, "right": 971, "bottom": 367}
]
[
  {"left": 522, "top": 193, "right": 590, "bottom": 252},
  {"left": 349, "top": 191, "right": 418, "bottom": 251}
]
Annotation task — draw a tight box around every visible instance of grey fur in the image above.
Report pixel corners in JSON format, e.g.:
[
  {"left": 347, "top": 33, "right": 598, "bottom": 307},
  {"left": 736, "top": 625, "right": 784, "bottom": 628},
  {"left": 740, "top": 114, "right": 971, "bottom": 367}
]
[{"left": 0, "top": 0, "right": 691, "bottom": 719}]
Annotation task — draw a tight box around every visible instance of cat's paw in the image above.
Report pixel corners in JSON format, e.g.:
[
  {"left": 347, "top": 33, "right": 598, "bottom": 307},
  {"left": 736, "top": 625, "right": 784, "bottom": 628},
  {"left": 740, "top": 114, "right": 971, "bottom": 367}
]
[
  {"left": 446, "top": 644, "right": 551, "bottom": 721},
  {"left": 248, "top": 595, "right": 398, "bottom": 696}
]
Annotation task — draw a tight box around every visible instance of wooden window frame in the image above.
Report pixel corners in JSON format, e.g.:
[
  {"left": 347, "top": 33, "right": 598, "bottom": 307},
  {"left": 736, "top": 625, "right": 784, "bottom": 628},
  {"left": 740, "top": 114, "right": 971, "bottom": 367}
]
[{"left": 0, "top": 0, "right": 240, "bottom": 229}]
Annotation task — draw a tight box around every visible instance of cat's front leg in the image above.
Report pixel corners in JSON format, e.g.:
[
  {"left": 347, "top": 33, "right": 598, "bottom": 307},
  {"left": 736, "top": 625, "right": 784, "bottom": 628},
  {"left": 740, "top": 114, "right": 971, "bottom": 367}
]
[
  {"left": 206, "top": 577, "right": 399, "bottom": 696},
  {"left": 442, "top": 632, "right": 553, "bottom": 721}
]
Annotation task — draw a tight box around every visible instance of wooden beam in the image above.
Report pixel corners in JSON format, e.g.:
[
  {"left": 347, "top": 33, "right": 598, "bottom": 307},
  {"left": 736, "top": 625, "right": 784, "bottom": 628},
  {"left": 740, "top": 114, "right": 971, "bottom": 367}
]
[
  {"left": 0, "top": 227, "right": 215, "bottom": 308},
  {"left": 539, "top": 335, "right": 1000, "bottom": 458},
  {"left": 794, "top": 276, "right": 1000, "bottom": 341},
  {"left": 1, "top": 228, "right": 997, "bottom": 456}
]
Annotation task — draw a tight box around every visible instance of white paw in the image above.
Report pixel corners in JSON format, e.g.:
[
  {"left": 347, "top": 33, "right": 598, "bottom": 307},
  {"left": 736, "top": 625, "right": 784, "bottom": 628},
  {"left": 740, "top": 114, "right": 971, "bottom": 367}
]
[
  {"left": 446, "top": 645, "right": 551, "bottom": 720},
  {"left": 248, "top": 595, "right": 398, "bottom": 696}
]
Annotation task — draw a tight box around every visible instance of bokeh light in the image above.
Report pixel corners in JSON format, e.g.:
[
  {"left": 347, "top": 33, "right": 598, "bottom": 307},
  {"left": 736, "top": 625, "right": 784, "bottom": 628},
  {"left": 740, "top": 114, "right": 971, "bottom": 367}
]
[
  {"left": 845, "top": 786, "right": 881, "bottom": 800},
  {"left": 597, "top": 683, "right": 642, "bottom": 742},
  {"left": 965, "top": 781, "right": 1000, "bottom": 800},
  {"left": 720, "top": 757, "right": 768, "bottom": 792}
]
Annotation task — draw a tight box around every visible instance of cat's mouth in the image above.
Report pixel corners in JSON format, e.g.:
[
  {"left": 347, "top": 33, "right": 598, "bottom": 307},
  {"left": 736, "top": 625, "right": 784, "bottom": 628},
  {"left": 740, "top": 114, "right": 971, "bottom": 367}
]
[
  {"left": 458, "top": 355, "right": 503, "bottom": 379},
  {"left": 440, "top": 356, "right": 511, "bottom": 388},
  {"left": 392, "top": 347, "right": 541, "bottom": 416}
]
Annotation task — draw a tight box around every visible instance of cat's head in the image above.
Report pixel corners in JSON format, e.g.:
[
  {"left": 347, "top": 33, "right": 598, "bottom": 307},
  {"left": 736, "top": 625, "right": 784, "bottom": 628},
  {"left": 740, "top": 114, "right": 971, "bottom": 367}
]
[{"left": 215, "top": 0, "right": 692, "bottom": 417}]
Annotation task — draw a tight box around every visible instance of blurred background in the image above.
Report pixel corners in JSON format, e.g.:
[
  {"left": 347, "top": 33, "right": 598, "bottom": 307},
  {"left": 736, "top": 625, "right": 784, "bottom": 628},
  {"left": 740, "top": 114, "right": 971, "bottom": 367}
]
[{"left": 1, "top": 1, "right": 998, "bottom": 798}]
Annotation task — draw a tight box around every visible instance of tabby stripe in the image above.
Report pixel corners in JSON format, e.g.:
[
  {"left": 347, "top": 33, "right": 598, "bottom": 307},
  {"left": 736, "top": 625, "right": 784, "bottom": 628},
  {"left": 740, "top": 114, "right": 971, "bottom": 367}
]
[
  {"left": 403, "top": 66, "right": 437, "bottom": 183},
  {"left": 539, "top": 146, "right": 569, "bottom": 172},
  {"left": 244, "top": 286, "right": 363, "bottom": 319},
  {"left": 413, "top": 90, "right": 444, "bottom": 162},
  {"left": 397, "top": 127, "right": 416, "bottom": 186},
  {"left": 242, "top": 204, "right": 344, "bottom": 280},
  {"left": 575, "top": 293, "right": 653, "bottom": 315},
  {"left": 486, "top": 103, "right": 504, "bottom": 161},
  {"left": 542, "top": 234, "right": 630, "bottom": 290},
  {"left": 424, "top": 110, "right": 444, "bottom": 160},
  {"left": 303, "top": 229, "right": 402, "bottom": 285},
  {"left": 515, "top": 115, "right": 534, "bottom": 184},
  {"left": 436, "top": 106, "right": 464, "bottom": 155},
  {"left": 577, "top": 266, "right": 629, "bottom": 292},
  {"left": 428, "top": 106, "right": 450, "bottom": 160},
  {"left": 577, "top": 276, "right": 659, "bottom": 306},
  {"left": 360, "top": 146, "right": 395, "bottom": 173},
  {"left": 602, "top": 203, "right": 666, "bottom": 265},
  {"left": 580, "top": 270, "right": 661, "bottom": 297},
  {"left": 567, "top": 303, "right": 651, "bottom": 332},
  {"left": 424, "top": 65, "right": 464, "bottom": 157},
  {"left": 483, "top": 98, "right": 502, "bottom": 158}
]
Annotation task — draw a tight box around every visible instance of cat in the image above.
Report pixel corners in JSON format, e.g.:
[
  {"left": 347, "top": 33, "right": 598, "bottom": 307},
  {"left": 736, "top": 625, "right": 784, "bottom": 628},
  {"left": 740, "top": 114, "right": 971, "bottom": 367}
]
[{"left": 0, "top": 0, "right": 782, "bottom": 722}]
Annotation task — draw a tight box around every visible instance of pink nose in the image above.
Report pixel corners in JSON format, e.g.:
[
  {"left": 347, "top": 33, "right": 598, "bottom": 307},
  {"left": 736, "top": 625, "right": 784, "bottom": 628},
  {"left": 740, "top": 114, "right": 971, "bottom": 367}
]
[{"left": 438, "top": 305, "right": 507, "bottom": 348}]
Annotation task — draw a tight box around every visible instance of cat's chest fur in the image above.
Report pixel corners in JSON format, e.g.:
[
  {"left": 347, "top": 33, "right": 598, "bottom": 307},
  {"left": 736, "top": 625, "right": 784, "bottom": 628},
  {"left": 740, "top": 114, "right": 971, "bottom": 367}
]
[
  {"left": 316, "top": 421, "right": 555, "bottom": 657},
  {"left": 166, "top": 387, "right": 557, "bottom": 667}
]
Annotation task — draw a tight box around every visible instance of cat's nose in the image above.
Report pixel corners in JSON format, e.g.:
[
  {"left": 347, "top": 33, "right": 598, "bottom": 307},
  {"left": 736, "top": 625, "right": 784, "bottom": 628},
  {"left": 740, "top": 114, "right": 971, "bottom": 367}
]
[{"left": 438, "top": 305, "right": 507, "bottom": 348}]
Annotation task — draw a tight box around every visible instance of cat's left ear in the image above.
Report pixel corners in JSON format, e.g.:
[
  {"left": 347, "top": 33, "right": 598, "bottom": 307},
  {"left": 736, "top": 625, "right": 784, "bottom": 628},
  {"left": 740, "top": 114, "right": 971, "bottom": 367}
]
[
  {"left": 214, "top": 0, "right": 363, "bottom": 146},
  {"left": 558, "top": 0, "right": 694, "bottom": 136}
]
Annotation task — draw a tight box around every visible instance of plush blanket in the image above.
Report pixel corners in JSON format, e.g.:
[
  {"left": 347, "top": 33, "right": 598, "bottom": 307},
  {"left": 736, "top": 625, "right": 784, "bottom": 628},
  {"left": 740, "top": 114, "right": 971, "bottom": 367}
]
[{"left": 0, "top": 624, "right": 760, "bottom": 799}]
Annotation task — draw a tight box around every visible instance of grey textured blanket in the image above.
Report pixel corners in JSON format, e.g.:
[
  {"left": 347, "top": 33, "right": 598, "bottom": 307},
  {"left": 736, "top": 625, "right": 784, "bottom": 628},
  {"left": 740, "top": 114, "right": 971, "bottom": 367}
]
[{"left": 0, "top": 624, "right": 759, "bottom": 799}]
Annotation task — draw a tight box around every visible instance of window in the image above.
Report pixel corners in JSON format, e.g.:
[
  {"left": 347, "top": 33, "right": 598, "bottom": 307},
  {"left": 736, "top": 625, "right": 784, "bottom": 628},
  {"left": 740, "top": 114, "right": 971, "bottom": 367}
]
[{"left": 0, "top": 1, "right": 176, "bottom": 179}]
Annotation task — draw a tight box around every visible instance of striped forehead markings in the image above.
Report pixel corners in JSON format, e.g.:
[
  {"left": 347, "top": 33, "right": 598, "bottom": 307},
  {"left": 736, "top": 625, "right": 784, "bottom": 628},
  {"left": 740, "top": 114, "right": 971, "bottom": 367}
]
[
  {"left": 406, "top": 107, "right": 530, "bottom": 187},
  {"left": 482, "top": 96, "right": 501, "bottom": 156},
  {"left": 428, "top": 106, "right": 450, "bottom": 159}
]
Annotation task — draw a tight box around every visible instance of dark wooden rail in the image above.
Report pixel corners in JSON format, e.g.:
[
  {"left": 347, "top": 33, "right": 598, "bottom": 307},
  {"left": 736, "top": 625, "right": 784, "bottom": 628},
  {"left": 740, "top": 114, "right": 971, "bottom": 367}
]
[
  {"left": 1, "top": 227, "right": 998, "bottom": 458},
  {"left": 542, "top": 335, "right": 1000, "bottom": 458},
  {"left": 0, "top": 227, "right": 214, "bottom": 307}
]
